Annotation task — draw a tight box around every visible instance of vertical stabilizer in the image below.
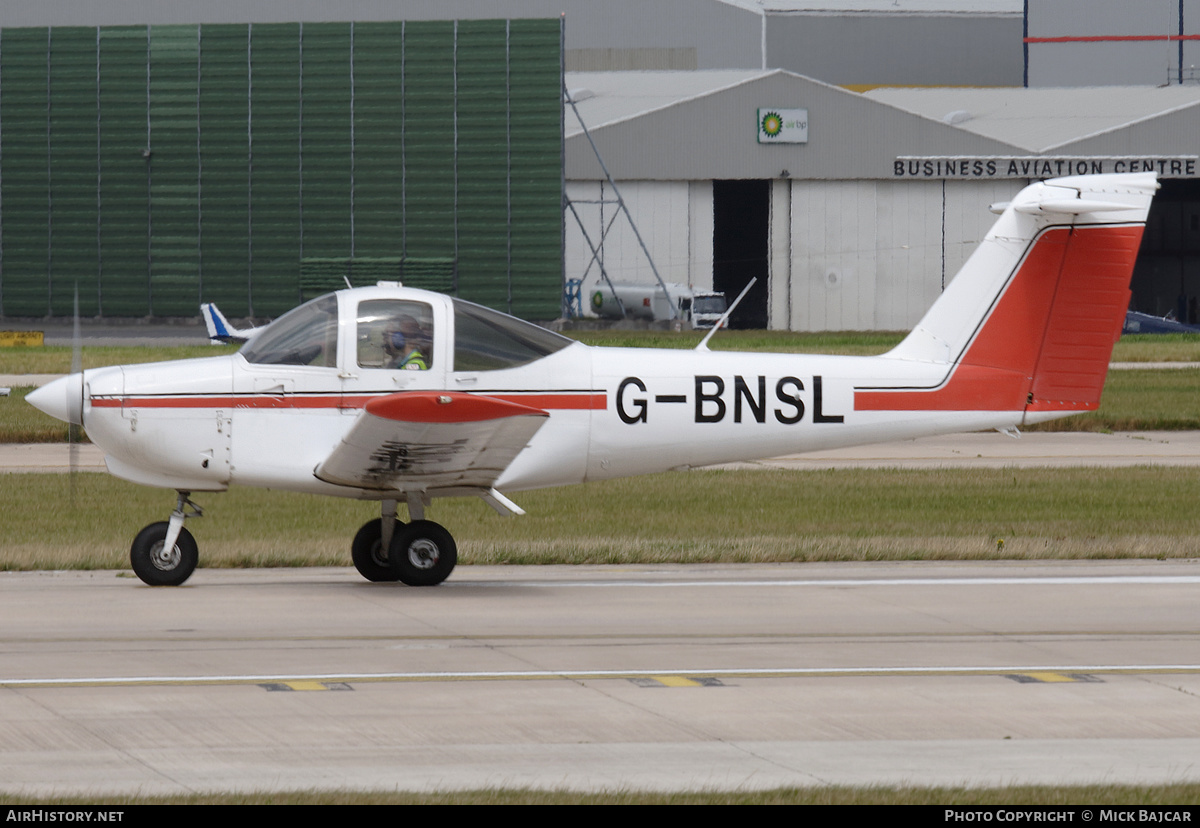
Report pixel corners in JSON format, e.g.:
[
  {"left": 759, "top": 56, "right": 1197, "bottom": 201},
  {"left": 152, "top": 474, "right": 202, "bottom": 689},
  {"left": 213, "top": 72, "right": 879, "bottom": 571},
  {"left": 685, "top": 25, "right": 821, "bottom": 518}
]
[{"left": 859, "top": 173, "right": 1157, "bottom": 418}]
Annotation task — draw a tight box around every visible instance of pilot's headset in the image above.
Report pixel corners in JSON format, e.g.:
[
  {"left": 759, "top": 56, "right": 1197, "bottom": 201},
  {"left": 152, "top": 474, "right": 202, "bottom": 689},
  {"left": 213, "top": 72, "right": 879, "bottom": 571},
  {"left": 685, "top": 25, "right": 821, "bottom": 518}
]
[{"left": 384, "top": 328, "right": 406, "bottom": 356}]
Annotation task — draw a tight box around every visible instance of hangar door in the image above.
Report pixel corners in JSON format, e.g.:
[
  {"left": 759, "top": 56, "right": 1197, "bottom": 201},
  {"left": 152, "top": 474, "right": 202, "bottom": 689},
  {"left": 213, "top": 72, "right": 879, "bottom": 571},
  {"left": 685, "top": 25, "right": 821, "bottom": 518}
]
[
  {"left": 1129, "top": 178, "right": 1200, "bottom": 323},
  {"left": 0, "top": 19, "right": 562, "bottom": 319},
  {"left": 713, "top": 179, "right": 769, "bottom": 328}
]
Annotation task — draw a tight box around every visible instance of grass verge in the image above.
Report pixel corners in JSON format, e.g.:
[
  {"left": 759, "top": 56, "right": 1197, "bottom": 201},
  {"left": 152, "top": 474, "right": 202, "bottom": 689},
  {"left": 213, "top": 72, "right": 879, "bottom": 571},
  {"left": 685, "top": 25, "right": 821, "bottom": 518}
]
[
  {"left": 3, "top": 466, "right": 1199, "bottom": 572},
  {"left": 1025, "top": 368, "right": 1200, "bottom": 431}
]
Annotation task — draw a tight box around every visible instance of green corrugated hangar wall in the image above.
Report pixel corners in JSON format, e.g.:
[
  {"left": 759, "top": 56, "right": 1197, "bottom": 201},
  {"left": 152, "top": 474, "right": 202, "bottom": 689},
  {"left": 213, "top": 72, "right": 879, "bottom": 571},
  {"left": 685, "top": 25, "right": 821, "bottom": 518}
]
[{"left": 0, "top": 19, "right": 563, "bottom": 319}]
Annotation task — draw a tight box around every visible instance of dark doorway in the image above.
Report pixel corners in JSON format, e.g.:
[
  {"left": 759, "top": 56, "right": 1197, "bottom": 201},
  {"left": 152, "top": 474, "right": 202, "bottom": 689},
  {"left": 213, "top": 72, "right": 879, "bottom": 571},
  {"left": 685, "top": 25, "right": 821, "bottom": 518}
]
[
  {"left": 1130, "top": 178, "right": 1200, "bottom": 322},
  {"left": 713, "top": 180, "right": 770, "bottom": 328}
]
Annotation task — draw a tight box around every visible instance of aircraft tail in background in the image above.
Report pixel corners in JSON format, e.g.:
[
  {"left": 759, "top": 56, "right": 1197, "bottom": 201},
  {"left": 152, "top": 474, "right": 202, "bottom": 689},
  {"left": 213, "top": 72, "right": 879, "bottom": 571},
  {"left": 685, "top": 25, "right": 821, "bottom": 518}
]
[{"left": 201, "top": 303, "right": 265, "bottom": 345}]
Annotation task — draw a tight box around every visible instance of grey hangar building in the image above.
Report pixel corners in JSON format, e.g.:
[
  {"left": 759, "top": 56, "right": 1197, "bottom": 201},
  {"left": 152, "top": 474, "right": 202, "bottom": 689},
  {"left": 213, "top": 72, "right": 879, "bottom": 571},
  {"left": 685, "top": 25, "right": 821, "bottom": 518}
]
[{"left": 1, "top": 1, "right": 1198, "bottom": 332}]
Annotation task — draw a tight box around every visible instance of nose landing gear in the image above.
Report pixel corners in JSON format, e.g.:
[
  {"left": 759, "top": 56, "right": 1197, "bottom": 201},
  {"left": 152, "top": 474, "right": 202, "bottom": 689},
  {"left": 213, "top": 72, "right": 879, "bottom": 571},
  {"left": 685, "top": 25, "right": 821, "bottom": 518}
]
[{"left": 130, "top": 492, "right": 202, "bottom": 586}]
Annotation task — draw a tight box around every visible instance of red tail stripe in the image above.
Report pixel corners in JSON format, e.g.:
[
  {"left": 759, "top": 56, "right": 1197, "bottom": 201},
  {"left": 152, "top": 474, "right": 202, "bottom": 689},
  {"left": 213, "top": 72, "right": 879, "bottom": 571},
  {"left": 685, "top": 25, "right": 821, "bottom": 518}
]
[{"left": 855, "top": 225, "right": 1144, "bottom": 413}]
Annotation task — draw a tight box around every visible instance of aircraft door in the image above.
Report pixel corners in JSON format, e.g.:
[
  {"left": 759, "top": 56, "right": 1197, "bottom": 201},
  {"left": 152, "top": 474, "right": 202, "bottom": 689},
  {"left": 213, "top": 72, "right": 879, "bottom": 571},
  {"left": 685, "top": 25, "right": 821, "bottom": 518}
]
[
  {"left": 230, "top": 292, "right": 342, "bottom": 487},
  {"left": 341, "top": 297, "right": 447, "bottom": 407}
]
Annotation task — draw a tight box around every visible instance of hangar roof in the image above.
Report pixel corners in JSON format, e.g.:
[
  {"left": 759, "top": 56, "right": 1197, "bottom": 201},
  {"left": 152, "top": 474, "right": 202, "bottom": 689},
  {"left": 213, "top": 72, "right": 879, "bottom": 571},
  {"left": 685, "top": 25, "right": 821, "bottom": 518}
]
[
  {"left": 565, "top": 70, "right": 774, "bottom": 138},
  {"left": 864, "top": 85, "right": 1200, "bottom": 153},
  {"left": 564, "top": 69, "right": 1017, "bottom": 180},
  {"left": 716, "top": 0, "right": 1019, "bottom": 12},
  {"left": 566, "top": 70, "right": 1200, "bottom": 180}
]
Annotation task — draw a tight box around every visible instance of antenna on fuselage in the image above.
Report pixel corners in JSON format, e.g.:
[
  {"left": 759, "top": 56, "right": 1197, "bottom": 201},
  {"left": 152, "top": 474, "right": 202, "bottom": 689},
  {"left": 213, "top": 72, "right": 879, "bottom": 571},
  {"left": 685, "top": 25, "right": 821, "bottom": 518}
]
[{"left": 695, "top": 278, "right": 756, "bottom": 352}]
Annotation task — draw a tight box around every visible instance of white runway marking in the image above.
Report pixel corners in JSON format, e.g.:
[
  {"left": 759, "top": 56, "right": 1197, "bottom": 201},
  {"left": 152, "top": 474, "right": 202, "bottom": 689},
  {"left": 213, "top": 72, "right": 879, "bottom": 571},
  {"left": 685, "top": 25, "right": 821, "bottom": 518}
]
[
  {"left": 5, "top": 663, "right": 1200, "bottom": 688},
  {"left": 455, "top": 574, "right": 1200, "bottom": 588}
]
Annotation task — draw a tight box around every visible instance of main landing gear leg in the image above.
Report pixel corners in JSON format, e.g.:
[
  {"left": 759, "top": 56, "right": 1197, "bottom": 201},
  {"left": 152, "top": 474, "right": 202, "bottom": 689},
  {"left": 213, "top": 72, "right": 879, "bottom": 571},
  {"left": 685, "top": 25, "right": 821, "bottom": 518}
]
[
  {"left": 386, "top": 494, "right": 457, "bottom": 587},
  {"left": 351, "top": 499, "right": 402, "bottom": 582},
  {"left": 130, "top": 491, "right": 201, "bottom": 586}
]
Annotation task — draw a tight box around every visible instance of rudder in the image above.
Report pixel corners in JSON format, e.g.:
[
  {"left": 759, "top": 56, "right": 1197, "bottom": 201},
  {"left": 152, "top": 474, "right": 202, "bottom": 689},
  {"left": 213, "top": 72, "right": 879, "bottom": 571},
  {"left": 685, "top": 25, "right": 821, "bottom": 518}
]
[{"left": 858, "top": 173, "right": 1156, "bottom": 417}]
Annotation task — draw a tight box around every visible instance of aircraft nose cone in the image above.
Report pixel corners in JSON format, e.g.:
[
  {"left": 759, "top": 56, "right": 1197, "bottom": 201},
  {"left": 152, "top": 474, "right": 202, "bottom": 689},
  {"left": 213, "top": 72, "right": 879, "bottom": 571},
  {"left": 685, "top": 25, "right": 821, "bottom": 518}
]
[{"left": 26, "top": 373, "right": 84, "bottom": 425}]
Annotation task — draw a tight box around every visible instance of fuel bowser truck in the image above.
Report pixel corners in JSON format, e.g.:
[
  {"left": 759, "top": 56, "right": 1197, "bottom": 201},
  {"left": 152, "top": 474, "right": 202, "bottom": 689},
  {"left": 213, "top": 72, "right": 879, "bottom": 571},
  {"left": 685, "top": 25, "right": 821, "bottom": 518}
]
[{"left": 590, "top": 282, "right": 727, "bottom": 329}]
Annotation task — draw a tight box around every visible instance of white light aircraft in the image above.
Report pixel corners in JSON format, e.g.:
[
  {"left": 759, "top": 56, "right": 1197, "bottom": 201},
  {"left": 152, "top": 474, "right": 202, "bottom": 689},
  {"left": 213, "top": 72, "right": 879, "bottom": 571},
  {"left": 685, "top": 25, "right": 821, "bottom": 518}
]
[{"left": 28, "top": 173, "right": 1158, "bottom": 587}]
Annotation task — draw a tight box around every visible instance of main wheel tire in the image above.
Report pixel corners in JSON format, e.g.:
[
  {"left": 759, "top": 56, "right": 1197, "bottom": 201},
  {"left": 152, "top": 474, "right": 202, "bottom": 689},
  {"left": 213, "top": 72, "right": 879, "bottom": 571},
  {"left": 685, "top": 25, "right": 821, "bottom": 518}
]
[
  {"left": 389, "top": 520, "right": 457, "bottom": 586},
  {"left": 351, "top": 518, "right": 401, "bottom": 582},
  {"left": 130, "top": 521, "right": 198, "bottom": 586}
]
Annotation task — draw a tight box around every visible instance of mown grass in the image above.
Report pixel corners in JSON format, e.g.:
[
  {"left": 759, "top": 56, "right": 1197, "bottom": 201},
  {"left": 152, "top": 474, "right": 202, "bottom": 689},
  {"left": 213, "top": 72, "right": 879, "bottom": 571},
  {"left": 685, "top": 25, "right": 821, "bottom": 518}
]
[
  {"left": 1026, "top": 367, "right": 1200, "bottom": 431},
  {"left": 3, "top": 466, "right": 1199, "bottom": 572},
  {"left": 567, "top": 328, "right": 907, "bottom": 354},
  {"left": 3, "top": 783, "right": 1199, "bottom": 804},
  {"left": 0, "top": 343, "right": 237, "bottom": 374},
  {"left": 1112, "top": 332, "right": 1200, "bottom": 362},
  {"left": 0, "top": 386, "right": 70, "bottom": 442}
]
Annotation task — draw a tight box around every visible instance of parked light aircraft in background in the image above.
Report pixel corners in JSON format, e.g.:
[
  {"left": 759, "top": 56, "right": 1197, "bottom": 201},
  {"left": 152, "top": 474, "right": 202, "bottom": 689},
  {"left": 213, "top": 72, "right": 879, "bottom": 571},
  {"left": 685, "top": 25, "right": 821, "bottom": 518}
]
[
  {"left": 200, "top": 302, "right": 267, "bottom": 344},
  {"left": 28, "top": 173, "right": 1158, "bottom": 587}
]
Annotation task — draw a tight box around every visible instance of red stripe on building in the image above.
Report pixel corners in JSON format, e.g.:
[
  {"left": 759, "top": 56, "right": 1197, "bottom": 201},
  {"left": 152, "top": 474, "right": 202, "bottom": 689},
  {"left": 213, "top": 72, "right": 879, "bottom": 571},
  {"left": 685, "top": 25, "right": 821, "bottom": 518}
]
[{"left": 1026, "top": 35, "right": 1200, "bottom": 44}]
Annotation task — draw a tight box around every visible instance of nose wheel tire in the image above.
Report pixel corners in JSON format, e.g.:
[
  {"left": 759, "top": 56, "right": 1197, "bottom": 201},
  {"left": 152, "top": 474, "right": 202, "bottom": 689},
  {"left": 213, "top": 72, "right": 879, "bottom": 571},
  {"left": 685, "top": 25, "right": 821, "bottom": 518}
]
[
  {"left": 389, "top": 520, "right": 457, "bottom": 586},
  {"left": 351, "top": 518, "right": 401, "bottom": 582},
  {"left": 130, "top": 522, "right": 198, "bottom": 586}
]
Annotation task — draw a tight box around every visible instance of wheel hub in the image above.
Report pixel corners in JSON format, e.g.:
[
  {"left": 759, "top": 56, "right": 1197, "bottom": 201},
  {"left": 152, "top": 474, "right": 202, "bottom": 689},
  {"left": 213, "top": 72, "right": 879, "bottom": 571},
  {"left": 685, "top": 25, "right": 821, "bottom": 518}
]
[
  {"left": 151, "top": 541, "right": 181, "bottom": 571},
  {"left": 370, "top": 541, "right": 389, "bottom": 567},
  {"left": 406, "top": 538, "right": 439, "bottom": 570}
]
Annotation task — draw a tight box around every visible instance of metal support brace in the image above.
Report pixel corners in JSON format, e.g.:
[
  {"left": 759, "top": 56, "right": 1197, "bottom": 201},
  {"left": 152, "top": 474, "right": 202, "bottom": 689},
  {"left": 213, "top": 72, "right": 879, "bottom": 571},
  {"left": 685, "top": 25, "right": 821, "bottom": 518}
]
[
  {"left": 480, "top": 487, "right": 525, "bottom": 517},
  {"left": 563, "top": 88, "right": 674, "bottom": 318},
  {"left": 162, "top": 491, "right": 203, "bottom": 553},
  {"left": 381, "top": 498, "right": 398, "bottom": 550},
  {"left": 406, "top": 492, "right": 429, "bottom": 522}
]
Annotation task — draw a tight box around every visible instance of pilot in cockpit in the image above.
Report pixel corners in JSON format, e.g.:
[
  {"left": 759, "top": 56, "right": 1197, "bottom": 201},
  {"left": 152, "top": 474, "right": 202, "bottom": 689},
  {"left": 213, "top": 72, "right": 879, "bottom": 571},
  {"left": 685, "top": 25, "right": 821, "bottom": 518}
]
[{"left": 383, "top": 314, "right": 431, "bottom": 370}]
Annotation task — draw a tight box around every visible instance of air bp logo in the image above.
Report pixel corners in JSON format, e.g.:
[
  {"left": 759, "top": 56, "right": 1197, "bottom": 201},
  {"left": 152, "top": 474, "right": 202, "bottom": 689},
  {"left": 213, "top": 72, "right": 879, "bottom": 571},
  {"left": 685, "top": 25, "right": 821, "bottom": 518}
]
[{"left": 757, "top": 108, "right": 808, "bottom": 144}]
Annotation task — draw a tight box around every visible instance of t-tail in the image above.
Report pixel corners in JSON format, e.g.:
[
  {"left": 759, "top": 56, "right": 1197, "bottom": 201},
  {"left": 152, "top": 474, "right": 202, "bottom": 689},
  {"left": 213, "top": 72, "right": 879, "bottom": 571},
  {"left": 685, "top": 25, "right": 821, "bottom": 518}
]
[
  {"left": 200, "top": 303, "right": 266, "bottom": 344},
  {"left": 856, "top": 172, "right": 1158, "bottom": 426}
]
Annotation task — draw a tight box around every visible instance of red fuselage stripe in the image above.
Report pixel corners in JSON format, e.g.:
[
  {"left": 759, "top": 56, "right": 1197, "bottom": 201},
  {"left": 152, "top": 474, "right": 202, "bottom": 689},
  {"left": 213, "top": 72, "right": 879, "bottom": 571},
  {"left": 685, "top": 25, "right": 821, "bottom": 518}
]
[{"left": 91, "top": 392, "right": 607, "bottom": 411}]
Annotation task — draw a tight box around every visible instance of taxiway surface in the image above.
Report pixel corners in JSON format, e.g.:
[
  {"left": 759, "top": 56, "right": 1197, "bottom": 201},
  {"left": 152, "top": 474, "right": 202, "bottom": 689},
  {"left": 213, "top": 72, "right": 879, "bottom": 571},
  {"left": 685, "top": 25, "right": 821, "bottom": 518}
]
[{"left": 1, "top": 561, "right": 1198, "bottom": 795}]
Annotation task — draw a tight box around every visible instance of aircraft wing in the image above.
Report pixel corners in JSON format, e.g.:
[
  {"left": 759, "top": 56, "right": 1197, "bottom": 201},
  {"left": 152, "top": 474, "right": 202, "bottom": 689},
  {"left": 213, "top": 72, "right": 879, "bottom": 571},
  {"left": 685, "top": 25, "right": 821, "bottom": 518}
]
[{"left": 313, "top": 391, "right": 549, "bottom": 492}]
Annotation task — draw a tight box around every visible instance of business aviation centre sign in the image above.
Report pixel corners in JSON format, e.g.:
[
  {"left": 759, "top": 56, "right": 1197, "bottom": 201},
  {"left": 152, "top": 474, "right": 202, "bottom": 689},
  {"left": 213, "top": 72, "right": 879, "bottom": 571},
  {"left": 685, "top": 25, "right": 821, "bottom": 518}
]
[{"left": 895, "top": 155, "right": 1198, "bottom": 179}]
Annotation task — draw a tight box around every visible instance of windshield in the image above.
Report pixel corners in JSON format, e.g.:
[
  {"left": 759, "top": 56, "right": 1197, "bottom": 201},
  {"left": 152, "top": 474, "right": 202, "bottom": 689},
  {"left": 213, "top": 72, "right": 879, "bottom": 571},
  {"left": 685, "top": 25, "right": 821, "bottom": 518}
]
[
  {"left": 693, "top": 295, "right": 727, "bottom": 315},
  {"left": 240, "top": 294, "right": 339, "bottom": 367},
  {"left": 452, "top": 299, "right": 572, "bottom": 371}
]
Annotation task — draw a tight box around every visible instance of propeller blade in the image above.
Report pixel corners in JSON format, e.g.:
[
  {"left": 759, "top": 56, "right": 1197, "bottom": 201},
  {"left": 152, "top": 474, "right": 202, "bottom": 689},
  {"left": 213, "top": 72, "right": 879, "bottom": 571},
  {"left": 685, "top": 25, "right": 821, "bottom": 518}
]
[{"left": 69, "top": 286, "right": 81, "bottom": 505}]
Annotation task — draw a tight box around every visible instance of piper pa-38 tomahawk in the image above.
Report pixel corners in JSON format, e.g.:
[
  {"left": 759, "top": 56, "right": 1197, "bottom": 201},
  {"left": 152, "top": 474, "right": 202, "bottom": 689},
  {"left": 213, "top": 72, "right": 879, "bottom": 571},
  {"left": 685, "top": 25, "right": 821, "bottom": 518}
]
[{"left": 28, "top": 172, "right": 1158, "bottom": 587}]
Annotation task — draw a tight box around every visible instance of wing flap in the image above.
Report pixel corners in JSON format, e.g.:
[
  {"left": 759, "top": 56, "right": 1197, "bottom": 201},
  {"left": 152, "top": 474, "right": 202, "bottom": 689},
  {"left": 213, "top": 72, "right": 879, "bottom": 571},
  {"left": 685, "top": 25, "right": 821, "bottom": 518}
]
[{"left": 314, "top": 392, "right": 549, "bottom": 491}]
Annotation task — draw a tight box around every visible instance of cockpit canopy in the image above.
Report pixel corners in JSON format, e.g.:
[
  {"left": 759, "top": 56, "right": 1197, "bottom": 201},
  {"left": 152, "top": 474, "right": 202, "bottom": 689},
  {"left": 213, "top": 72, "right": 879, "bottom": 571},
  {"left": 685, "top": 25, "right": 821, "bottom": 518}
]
[
  {"left": 240, "top": 289, "right": 573, "bottom": 371},
  {"left": 240, "top": 294, "right": 338, "bottom": 367}
]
